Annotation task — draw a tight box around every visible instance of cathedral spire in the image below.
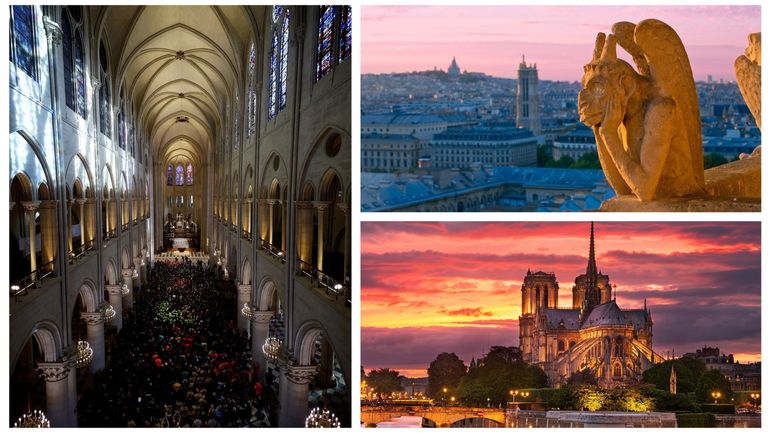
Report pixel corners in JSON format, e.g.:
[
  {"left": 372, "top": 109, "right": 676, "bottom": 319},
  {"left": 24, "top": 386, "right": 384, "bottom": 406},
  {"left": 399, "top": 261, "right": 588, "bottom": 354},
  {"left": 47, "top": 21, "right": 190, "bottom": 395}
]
[{"left": 587, "top": 222, "right": 598, "bottom": 285}]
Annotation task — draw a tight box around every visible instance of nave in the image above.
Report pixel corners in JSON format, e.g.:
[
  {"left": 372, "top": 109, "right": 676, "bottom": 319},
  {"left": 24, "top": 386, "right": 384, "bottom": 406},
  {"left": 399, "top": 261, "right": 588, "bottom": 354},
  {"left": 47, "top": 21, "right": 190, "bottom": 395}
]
[{"left": 78, "top": 262, "right": 272, "bottom": 427}]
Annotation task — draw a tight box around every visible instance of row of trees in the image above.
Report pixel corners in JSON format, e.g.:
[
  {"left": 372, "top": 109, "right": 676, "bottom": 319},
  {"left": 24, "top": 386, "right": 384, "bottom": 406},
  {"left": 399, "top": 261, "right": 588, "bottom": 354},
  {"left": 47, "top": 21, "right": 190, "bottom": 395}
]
[{"left": 537, "top": 145, "right": 738, "bottom": 170}]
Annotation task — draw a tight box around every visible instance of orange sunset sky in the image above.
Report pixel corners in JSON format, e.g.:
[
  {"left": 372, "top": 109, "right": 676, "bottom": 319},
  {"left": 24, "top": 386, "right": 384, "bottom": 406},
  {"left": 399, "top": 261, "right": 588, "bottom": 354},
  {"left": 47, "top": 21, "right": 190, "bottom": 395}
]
[{"left": 361, "top": 222, "right": 761, "bottom": 377}]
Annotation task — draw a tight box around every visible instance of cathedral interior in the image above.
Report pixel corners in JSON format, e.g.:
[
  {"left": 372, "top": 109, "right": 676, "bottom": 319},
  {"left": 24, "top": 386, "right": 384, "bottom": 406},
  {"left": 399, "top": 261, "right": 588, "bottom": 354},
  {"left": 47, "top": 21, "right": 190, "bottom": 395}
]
[{"left": 9, "top": 5, "right": 350, "bottom": 427}]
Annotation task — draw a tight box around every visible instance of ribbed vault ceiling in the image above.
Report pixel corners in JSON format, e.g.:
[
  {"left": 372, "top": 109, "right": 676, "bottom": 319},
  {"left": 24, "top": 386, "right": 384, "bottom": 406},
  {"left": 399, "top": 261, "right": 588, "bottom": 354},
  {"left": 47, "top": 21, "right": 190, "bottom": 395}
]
[{"left": 98, "top": 6, "right": 257, "bottom": 167}]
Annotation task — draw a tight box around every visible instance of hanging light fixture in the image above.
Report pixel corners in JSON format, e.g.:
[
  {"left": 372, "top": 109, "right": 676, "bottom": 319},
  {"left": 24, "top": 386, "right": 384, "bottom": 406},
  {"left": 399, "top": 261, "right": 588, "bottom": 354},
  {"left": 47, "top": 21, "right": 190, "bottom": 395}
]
[
  {"left": 101, "top": 304, "right": 116, "bottom": 323},
  {"left": 14, "top": 409, "right": 50, "bottom": 428},
  {"left": 121, "top": 283, "right": 129, "bottom": 296},
  {"left": 75, "top": 340, "right": 93, "bottom": 369},
  {"left": 262, "top": 337, "right": 282, "bottom": 361},
  {"left": 241, "top": 302, "right": 256, "bottom": 320},
  {"left": 305, "top": 407, "right": 341, "bottom": 428}
]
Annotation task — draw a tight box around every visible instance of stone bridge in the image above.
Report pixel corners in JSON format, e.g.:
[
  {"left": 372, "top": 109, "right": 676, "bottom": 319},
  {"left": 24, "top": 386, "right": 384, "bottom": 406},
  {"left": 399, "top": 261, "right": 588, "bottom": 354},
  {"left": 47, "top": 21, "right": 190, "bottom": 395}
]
[{"left": 361, "top": 406, "right": 506, "bottom": 427}]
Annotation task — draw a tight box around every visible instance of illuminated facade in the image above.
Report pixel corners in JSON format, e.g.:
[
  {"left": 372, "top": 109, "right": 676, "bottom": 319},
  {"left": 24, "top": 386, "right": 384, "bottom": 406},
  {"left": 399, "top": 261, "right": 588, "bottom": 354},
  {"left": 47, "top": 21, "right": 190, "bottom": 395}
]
[{"left": 519, "top": 223, "right": 663, "bottom": 386}]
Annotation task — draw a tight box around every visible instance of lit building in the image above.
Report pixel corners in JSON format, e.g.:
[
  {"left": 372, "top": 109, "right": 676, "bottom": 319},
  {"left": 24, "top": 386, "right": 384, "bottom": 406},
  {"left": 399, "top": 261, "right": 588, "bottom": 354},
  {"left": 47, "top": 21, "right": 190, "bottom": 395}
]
[
  {"left": 552, "top": 125, "right": 597, "bottom": 160},
  {"left": 429, "top": 125, "right": 538, "bottom": 169},
  {"left": 519, "top": 223, "right": 664, "bottom": 386},
  {"left": 9, "top": 5, "right": 350, "bottom": 427},
  {"left": 683, "top": 347, "right": 761, "bottom": 392},
  {"left": 361, "top": 133, "right": 421, "bottom": 171}
]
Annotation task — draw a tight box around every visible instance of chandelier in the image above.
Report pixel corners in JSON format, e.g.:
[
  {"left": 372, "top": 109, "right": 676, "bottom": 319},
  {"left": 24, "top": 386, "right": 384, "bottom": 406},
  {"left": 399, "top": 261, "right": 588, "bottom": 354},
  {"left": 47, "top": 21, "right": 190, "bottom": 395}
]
[
  {"left": 75, "top": 340, "right": 93, "bottom": 369},
  {"left": 121, "top": 283, "right": 129, "bottom": 296},
  {"left": 132, "top": 268, "right": 139, "bottom": 278},
  {"left": 305, "top": 407, "right": 340, "bottom": 428},
  {"left": 101, "top": 304, "right": 116, "bottom": 322},
  {"left": 241, "top": 302, "right": 256, "bottom": 320},
  {"left": 14, "top": 409, "right": 50, "bottom": 428},
  {"left": 262, "top": 337, "right": 282, "bottom": 360}
]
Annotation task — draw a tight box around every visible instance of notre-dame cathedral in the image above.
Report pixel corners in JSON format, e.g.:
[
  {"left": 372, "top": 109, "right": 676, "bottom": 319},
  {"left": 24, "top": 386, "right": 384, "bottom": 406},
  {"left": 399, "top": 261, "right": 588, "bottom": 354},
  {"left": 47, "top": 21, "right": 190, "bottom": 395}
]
[{"left": 519, "top": 223, "right": 664, "bottom": 386}]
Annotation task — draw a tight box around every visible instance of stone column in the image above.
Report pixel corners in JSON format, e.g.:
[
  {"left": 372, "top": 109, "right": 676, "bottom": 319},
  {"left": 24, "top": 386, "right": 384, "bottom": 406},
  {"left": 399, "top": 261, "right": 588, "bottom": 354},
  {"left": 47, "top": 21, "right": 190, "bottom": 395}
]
[
  {"left": 22, "top": 201, "right": 40, "bottom": 276},
  {"left": 339, "top": 203, "right": 350, "bottom": 282},
  {"left": 122, "top": 269, "right": 134, "bottom": 311},
  {"left": 37, "top": 361, "right": 76, "bottom": 427},
  {"left": 105, "top": 284, "right": 123, "bottom": 331},
  {"left": 121, "top": 198, "right": 127, "bottom": 230},
  {"left": 281, "top": 200, "right": 287, "bottom": 252},
  {"left": 66, "top": 200, "right": 73, "bottom": 253},
  {"left": 259, "top": 199, "right": 269, "bottom": 242},
  {"left": 39, "top": 200, "right": 58, "bottom": 269},
  {"left": 314, "top": 202, "right": 329, "bottom": 273},
  {"left": 83, "top": 198, "right": 95, "bottom": 245},
  {"left": 278, "top": 364, "right": 318, "bottom": 427},
  {"left": 296, "top": 202, "right": 314, "bottom": 271},
  {"left": 236, "top": 284, "right": 252, "bottom": 333},
  {"left": 268, "top": 199, "right": 275, "bottom": 245},
  {"left": 81, "top": 312, "right": 105, "bottom": 373},
  {"left": 250, "top": 311, "right": 274, "bottom": 368}
]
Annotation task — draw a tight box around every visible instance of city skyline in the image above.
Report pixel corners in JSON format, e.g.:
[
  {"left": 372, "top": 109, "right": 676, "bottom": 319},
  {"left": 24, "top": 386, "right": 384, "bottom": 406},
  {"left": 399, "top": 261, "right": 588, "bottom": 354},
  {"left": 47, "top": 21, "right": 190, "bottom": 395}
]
[
  {"left": 362, "top": 5, "right": 760, "bottom": 82},
  {"left": 362, "top": 222, "right": 760, "bottom": 377}
]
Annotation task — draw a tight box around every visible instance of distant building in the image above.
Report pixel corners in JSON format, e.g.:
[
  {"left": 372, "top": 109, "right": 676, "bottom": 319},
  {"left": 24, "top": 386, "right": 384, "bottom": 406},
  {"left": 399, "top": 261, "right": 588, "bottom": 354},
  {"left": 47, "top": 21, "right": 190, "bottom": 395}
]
[
  {"left": 683, "top": 346, "right": 761, "bottom": 391},
  {"left": 701, "top": 136, "right": 760, "bottom": 160},
  {"left": 516, "top": 56, "right": 541, "bottom": 134},
  {"left": 361, "top": 133, "right": 421, "bottom": 171},
  {"left": 400, "top": 377, "right": 429, "bottom": 398},
  {"left": 361, "top": 113, "right": 470, "bottom": 140},
  {"left": 552, "top": 124, "right": 596, "bottom": 160},
  {"left": 448, "top": 56, "right": 461, "bottom": 76},
  {"left": 429, "top": 125, "right": 538, "bottom": 169}
]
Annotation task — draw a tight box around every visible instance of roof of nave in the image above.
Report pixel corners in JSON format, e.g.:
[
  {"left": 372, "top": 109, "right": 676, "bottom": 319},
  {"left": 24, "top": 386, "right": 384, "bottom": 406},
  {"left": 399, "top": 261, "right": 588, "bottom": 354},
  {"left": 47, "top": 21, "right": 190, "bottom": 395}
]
[
  {"left": 542, "top": 308, "right": 580, "bottom": 330},
  {"left": 621, "top": 309, "right": 650, "bottom": 331},
  {"left": 581, "top": 300, "right": 629, "bottom": 328}
]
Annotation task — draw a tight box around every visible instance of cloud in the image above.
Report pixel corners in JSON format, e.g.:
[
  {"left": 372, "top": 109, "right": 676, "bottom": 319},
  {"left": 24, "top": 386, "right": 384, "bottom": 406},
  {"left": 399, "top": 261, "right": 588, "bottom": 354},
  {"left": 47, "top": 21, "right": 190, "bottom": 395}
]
[{"left": 439, "top": 307, "right": 494, "bottom": 317}]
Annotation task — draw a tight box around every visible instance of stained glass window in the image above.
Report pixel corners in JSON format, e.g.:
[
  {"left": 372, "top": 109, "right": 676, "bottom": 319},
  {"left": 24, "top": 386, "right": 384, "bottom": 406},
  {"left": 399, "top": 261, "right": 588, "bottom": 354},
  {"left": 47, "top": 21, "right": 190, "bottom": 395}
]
[
  {"left": 186, "top": 164, "right": 193, "bottom": 185},
  {"left": 12, "top": 6, "right": 37, "bottom": 80},
  {"left": 176, "top": 164, "right": 184, "bottom": 186},
  {"left": 316, "top": 6, "right": 334, "bottom": 80},
  {"left": 338, "top": 6, "right": 352, "bottom": 63},
  {"left": 62, "top": 13, "right": 74, "bottom": 109},
  {"left": 315, "top": 6, "right": 352, "bottom": 82},
  {"left": 99, "top": 42, "right": 111, "bottom": 137},
  {"left": 268, "top": 6, "right": 289, "bottom": 120},
  {"left": 74, "top": 31, "right": 86, "bottom": 117},
  {"left": 118, "top": 110, "right": 126, "bottom": 150},
  {"left": 247, "top": 42, "right": 257, "bottom": 137},
  {"left": 167, "top": 165, "right": 173, "bottom": 186}
]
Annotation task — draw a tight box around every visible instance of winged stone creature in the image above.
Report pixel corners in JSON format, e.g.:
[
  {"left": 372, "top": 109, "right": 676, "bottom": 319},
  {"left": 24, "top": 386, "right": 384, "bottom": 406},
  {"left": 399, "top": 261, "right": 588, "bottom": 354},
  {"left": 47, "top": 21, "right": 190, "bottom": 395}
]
[
  {"left": 735, "top": 33, "right": 761, "bottom": 158},
  {"left": 578, "top": 19, "right": 705, "bottom": 201}
]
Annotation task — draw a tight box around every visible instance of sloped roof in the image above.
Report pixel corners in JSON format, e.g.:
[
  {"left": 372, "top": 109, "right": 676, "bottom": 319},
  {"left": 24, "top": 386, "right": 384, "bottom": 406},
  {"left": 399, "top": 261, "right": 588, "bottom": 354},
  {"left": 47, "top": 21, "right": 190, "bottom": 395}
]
[
  {"left": 543, "top": 308, "right": 580, "bottom": 330},
  {"left": 623, "top": 309, "right": 649, "bottom": 331},
  {"left": 582, "top": 301, "right": 628, "bottom": 328}
]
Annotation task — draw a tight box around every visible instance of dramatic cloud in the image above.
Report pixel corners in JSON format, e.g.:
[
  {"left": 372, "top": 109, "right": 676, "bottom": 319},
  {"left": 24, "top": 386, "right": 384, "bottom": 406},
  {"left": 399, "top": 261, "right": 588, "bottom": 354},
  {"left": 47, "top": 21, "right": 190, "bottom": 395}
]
[{"left": 361, "top": 222, "right": 761, "bottom": 376}]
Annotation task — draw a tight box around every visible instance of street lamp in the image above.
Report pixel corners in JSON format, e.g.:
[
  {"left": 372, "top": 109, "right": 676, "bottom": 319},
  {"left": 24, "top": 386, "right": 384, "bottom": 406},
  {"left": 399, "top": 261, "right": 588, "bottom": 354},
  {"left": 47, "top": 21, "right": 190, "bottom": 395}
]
[
  {"left": 443, "top": 387, "right": 448, "bottom": 405},
  {"left": 711, "top": 391, "right": 722, "bottom": 404},
  {"left": 510, "top": 389, "right": 519, "bottom": 403},
  {"left": 750, "top": 392, "right": 760, "bottom": 412},
  {"left": 487, "top": 397, "right": 491, "bottom": 408},
  {"left": 450, "top": 396, "right": 456, "bottom": 406}
]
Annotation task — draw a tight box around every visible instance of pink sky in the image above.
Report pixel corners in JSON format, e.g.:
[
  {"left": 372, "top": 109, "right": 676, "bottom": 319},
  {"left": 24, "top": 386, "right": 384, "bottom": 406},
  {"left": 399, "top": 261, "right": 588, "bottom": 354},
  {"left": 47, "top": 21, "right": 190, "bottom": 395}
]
[
  {"left": 362, "top": 6, "right": 760, "bottom": 81},
  {"left": 361, "top": 222, "right": 761, "bottom": 377}
]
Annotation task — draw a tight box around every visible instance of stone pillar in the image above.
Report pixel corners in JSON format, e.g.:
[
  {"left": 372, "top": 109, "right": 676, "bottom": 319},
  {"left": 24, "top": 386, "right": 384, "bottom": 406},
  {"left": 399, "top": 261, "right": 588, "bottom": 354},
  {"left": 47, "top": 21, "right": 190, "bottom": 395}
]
[
  {"left": 281, "top": 200, "right": 287, "bottom": 252},
  {"left": 81, "top": 312, "right": 105, "bottom": 373},
  {"left": 39, "top": 200, "right": 57, "bottom": 269},
  {"left": 83, "top": 198, "right": 95, "bottom": 244},
  {"left": 268, "top": 199, "right": 275, "bottom": 245},
  {"left": 314, "top": 202, "right": 329, "bottom": 273},
  {"left": 278, "top": 364, "right": 318, "bottom": 427},
  {"left": 296, "top": 202, "right": 314, "bottom": 271},
  {"left": 259, "top": 199, "right": 269, "bottom": 242},
  {"left": 236, "top": 284, "right": 252, "bottom": 333},
  {"left": 133, "top": 258, "right": 143, "bottom": 291},
  {"left": 66, "top": 200, "right": 73, "bottom": 253},
  {"left": 121, "top": 198, "right": 127, "bottom": 230},
  {"left": 339, "top": 203, "right": 350, "bottom": 282},
  {"left": 106, "top": 285, "right": 123, "bottom": 331},
  {"left": 37, "top": 361, "right": 76, "bottom": 427},
  {"left": 22, "top": 201, "right": 40, "bottom": 276},
  {"left": 250, "top": 311, "right": 274, "bottom": 368},
  {"left": 122, "top": 269, "right": 134, "bottom": 311}
]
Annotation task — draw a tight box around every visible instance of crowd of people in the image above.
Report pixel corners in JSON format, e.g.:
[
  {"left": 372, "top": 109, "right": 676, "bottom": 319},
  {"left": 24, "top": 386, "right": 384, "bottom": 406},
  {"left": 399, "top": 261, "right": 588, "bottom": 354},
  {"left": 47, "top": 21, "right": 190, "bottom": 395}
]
[{"left": 79, "top": 260, "right": 277, "bottom": 427}]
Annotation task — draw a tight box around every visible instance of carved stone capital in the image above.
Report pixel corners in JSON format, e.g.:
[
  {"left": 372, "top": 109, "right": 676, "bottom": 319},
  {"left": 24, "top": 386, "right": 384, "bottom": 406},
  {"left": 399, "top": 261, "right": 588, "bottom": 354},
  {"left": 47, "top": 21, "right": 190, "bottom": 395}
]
[
  {"left": 39, "top": 200, "right": 57, "bottom": 210},
  {"left": 37, "top": 362, "right": 70, "bottom": 382},
  {"left": 21, "top": 201, "right": 41, "bottom": 212},
  {"left": 283, "top": 364, "right": 318, "bottom": 385},
  {"left": 237, "top": 284, "right": 252, "bottom": 295},
  {"left": 121, "top": 269, "right": 133, "bottom": 279},
  {"left": 81, "top": 312, "right": 104, "bottom": 326},
  {"left": 296, "top": 201, "right": 315, "bottom": 210},
  {"left": 313, "top": 201, "right": 330, "bottom": 211},
  {"left": 251, "top": 310, "right": 274, "bottom": 324},
  {"left": 105, "top": 284, "right": 123, "bottom": 296},
  {"left": 42, "top": 16, "right": 63, "bottom": 46},
  {"left": 91, "top": 76, "right": 101, "bottom": 91}
]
